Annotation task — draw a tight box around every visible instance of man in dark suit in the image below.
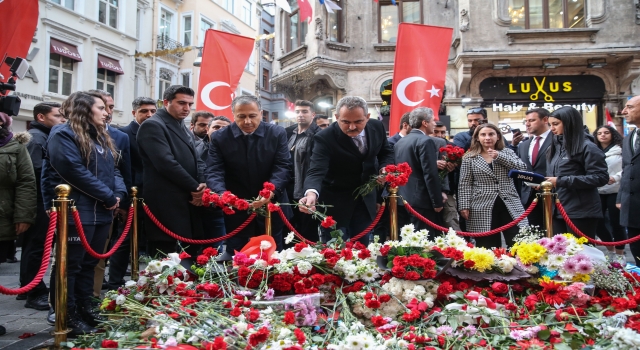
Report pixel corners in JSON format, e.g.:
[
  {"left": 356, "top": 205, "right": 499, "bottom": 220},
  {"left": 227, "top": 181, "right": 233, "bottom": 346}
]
[
  {"left": 206, "top": 95, "right": 292, "bottom": 254},
  {"left": 388, "top": 112, "right": 412, "bottom": 148},
  {"left": 137, "top": 86, "right": 206, "bottom": 257},
  {"left": 515, "top": 108, "right": 551, "bottom": 228},
  {"left": 617, "top": 95, "right": 640, "bottom": 266},
  {"left": 299, "top": 96, "right": 394, "bottom": 244},
  {"left": 394, "top": 107, "right": 445, "bottom": 232}
]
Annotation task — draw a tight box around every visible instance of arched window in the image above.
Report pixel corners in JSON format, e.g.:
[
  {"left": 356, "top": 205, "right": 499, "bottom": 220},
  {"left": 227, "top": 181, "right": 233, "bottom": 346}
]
[{"left": 508, "top": 0, "right": 585, "bottom": 29}]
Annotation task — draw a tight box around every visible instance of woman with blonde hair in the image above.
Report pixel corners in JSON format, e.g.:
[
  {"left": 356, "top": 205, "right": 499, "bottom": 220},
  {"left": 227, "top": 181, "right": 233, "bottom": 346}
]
[
  {"left": 458, "top": 123, "right": 528, "bottom": 248},
  {"left": 41, "top": 91, "right": 126, "bottom": 336}
]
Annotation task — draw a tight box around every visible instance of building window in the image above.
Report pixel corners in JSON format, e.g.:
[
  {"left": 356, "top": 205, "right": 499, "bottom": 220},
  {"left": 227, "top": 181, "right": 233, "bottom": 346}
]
[
  {"left": 223, "top": 0, "right": 234, "bottom": 13},
  {"left": 262, "top": 110, "right": 269, "bottom": 122},
  {"left": 509, "top": 0, "right": 585, "bottom": 29},
  {"left": 272, "top": 111, "right": 279, "bottom": 123},
  {"left": 242, "top": 0, "right": 252, "bottom": 25},
  {"left": 262, "top": 68, "right": 269, "bottom": 90},
  {"left": 378, "top": 0, "right": 422, "bottom": 43},
  {"left": 160, "top": 9, "right": 173, "bottom": 39},
  {"left": 97, "top": 68, "right": 116, "bottom": 99},
  {"left": 245, "top": 51, "right": 255, "bottom": 73},
  {"left": 51, "top": 0, "right": 75, "bottom": 10},
  {"left": 285, "top": 0, "right": 308, "bottom": 52},
  {"left": 263, "top": 30, "right": 271, "bottom": 53},
  {"left": 182, "top": 15, "right": 192, "bottom": 46},
  {"left": 158, "top": 69, "right": 173, "bottom": 100},
  {"left": 98, "top": 0, "right": 118, "bottom": 29},
  {"left": 328, "top": 9, "right": 343, "bottom": 42},
  {"left": 181, "top": 72, "right": 190, "bottom": 87},
  {"left": 199, "top": 17, "right": 215, "bottom": 46},
  {"left": 48, "top": 53, "right": 74, "bottom": 96}
]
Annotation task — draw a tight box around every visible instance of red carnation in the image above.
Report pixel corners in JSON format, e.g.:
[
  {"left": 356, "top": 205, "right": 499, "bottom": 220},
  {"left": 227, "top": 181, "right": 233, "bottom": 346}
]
[
  {"left": 197, "top": 255, "right": 209, "bottom": 265},
  {"left": 248, "top": 327, "right": 270, "bottom": 347},
  {"left": 321, "top": 216, "right": 337, "bottom": 228},
  {"left": 294, "top": 328, "right": 306, "bottom": 344},
  {"left": 379, "top": 245, "right": 391, "bottom": 256},
  {"left": 101, "top": 340, "right": 118, "bottom": 348},
  {"left": 365, "top": 299, "right": 381, "bottom": 309},
  {"left": 203, "top": 247, "right": 218, "bottom": 257},
  {"left": 267, "top": 203, "right": 279, "bottom": 212},
  {"left": 229, "top": 307, "right": 242, "bottom": 317},
  {"left": 235, "top": 199, "right": 249, "bottom": 211},
  {"left": 203, "top": 337, "right": 227, "bottom": 350},
  {"left": 358, "top": 249, "right": 371, "bottom": 259},
  {"left": 379, "top": 294, "right": 391, "bottom": 303},
  {"left": 463, "top": 260, "right": 475, "bottom": 269},
  {"left": 371, "top": 315, "right": 387, "bottom": 327},
  {"left": 405, "top": 271, "right": 420, "bottom": 281},
  {"left": 283, "top": 311, "right": 296, "bottom": 325},
  {"left": 263, "top": 182, "right": 276, "bottom": 191}
]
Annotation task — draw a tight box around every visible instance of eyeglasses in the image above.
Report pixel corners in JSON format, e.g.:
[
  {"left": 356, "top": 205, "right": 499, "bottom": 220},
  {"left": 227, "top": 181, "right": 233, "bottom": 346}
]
[{"left": 467, "top": 107, "right": 486, "bottom": 115}]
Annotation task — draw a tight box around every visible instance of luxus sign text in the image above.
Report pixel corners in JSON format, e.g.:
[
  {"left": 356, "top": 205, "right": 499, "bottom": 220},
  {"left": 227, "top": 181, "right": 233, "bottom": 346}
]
[{"left": 492, "top": 103, "right": 596, "bottom": 113}]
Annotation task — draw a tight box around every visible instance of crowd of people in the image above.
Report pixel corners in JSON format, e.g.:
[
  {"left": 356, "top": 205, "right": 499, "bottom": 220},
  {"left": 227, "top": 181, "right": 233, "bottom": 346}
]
[{"left": 0, "top": 84, "right": 639, "bottom": 336}]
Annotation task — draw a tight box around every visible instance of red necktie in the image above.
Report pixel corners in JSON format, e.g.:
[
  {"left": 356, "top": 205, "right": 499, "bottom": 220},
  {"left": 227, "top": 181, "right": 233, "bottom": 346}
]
[{"left": 531, "top": 136, "right": 541, "bottom": 166}]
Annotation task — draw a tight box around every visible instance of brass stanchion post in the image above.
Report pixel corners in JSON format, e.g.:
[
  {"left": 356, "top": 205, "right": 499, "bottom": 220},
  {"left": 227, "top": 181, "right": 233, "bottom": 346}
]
[
  {"left": 265, "top": 209, "right": 272, "bottom": 236},
  {"left": 130, "top": 187, "right": 139, "bottom": 280},
  {"left": 389, "top": 186, "right": 399, "bottom": 241},
  {"left": 540, "top": 181, "right": 554, "bottom": 238},
  {"left": 54, "top": 185, "right": 71, "bottom": 348}
]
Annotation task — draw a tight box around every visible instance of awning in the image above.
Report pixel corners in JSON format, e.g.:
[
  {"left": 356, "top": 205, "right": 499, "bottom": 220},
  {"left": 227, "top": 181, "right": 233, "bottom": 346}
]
[
  {"left": 50, "top": 38, "right": 82, "bottom": 61},
  {"left": 97, "top": 55, "right": 124, "bottom": 75}
]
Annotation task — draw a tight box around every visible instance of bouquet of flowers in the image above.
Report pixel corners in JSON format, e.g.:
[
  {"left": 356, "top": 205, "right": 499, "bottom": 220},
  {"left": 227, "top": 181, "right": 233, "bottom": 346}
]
[
  {"left": 202, "top": 182, "right": 276, "bottom": 215},
  {"left": 438, "top": 144, "right": 465, "bottom": 179},
  {"left": 354, "top": 162, "right": 412, "bottom": 198}
]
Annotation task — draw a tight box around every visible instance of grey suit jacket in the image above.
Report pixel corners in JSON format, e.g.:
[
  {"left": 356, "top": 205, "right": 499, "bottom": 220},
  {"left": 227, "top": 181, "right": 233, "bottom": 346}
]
[{"left": 617, "top": 132, "right": 640, "bottom": 228}]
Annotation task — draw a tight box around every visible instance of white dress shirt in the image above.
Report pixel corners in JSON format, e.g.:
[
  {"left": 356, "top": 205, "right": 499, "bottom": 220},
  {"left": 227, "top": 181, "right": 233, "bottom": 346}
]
[{"left": 528, "top": 129, "right": 551, "bottom": 164}]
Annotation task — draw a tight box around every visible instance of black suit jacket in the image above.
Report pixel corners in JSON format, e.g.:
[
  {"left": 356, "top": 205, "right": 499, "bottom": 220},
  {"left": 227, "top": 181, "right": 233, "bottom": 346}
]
[
  {"left": 394, "top": 130, "right": 443, "bottom": 210},
  {"left": 137, "top": 109, "right": 203, "bottom": 241},
  {"left": 388, "top": 133, "right": 402, "bottom": 148},
  {"left": 108, "top": 126, "right": 132, "bottom": 200},
  {"left": 617, "top": 132, "right": 640, "bottom": 228},
  {"left": 120, "top": 121, "right": 142, "bottom": 191},
  {"left": 515, "top": 134, "right": 552, "bottom": 205},
  {"left": 304, "top": 118, "right": 394, "bottom": 225}
]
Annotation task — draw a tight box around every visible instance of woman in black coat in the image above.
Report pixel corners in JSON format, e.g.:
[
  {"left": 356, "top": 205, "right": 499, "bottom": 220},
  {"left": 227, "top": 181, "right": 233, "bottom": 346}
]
[
  {"left": 545, "top": 106, "right": 609, "bottom": 239},
  {"left": 42, "top": 91, "right": 126, "bottom": 336}
]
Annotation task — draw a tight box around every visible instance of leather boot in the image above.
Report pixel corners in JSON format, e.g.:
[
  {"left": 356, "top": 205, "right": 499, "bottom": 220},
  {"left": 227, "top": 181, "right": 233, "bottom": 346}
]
[
  {"left": 67, "top": 306, "right": 97, "bottom": 338},
  {"left": 78, "top": 299, "right": 106, "bottom": 327}
]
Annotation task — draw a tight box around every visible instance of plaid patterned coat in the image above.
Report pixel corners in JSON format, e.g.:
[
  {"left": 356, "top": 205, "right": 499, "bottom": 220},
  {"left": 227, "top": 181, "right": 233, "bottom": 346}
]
[{"left": 458, "top": 148, "right": 529, "bottom": 232}]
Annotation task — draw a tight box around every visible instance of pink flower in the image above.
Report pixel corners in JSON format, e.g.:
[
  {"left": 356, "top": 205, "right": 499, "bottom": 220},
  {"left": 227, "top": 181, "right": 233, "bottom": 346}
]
[
  {"left": 576, "top": 261, "right": 593, "bottom": 274},
  {"left": 563, "top": 260, "right": 578, "bottom": 273},
  {"left": 552, "top": 235, "right": 567, "bottom": 244}
]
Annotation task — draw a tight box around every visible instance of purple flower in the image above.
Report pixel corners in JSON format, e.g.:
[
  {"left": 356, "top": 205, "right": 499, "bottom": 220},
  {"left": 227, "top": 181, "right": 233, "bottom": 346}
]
[
  {"left": 552, "top": 235, "right": 567, "bottom": 244},
  {"left": 563, "top": 260, "right": 578, "bottom": 273},
  {"left": 538, "top": 238, "right": 552, "bottom": 248},
  {"left": 549, "top": 244, "right": 567, "bottom": 255},
  {"left": 576, "top": 261, "right": 593, "bottom": 274},
  {"left": 573, "top": 254, "right": 589, "bottom": 263},
  {"left": 436, "top": 325, "right": 454, "bottom": 336},
  {"left": 264, "top": 288, "right": 274, "bottom": 300}
]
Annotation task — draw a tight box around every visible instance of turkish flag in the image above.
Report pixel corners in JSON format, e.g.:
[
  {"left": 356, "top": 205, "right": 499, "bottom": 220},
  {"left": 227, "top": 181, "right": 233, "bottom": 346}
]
[
  {"left": 0, "top": 0, "right": 39, "bottom": 85},
  {"left": 389, "top": 24, "right": 453, "bottom": 135},
  {"left": 196, "top": 29, "right": 255, "bottom": 120},
  {"left": 298, "top": 0, "right": 313, "bottom": 24}
]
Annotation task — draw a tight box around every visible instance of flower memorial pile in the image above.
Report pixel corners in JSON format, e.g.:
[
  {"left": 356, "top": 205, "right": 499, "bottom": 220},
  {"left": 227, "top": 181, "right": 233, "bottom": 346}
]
[{"left": 71, "top": 224, "right": 640, "bottom": 350}]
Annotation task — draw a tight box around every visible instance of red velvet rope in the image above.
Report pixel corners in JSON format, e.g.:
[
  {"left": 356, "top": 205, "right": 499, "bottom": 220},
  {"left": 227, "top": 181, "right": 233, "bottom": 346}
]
[
  {"left": 143, "top": 204, "right": 256, "bottom": 244},
  {"left": 556, "top": 201, "right": 640, "bottom": 246},
  {"left": 72, "top": 206, "right": 133, "bottom": 259},
  {"left": 275, "top": 207, "right": 315, "bottom": 245},
  {"left": 349, "top": 203, "right": 386, "bottom": 242},
  {"left": 404, "top": 199, "right": 537, "bottom": 237},
  {"left": 0, "top": 211, "right": 57, "bottom": 295}
]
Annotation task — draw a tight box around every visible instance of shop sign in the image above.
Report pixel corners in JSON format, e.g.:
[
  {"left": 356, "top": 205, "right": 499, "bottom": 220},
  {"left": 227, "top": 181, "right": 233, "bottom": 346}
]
[
  {"left": 492, "top": 102, "right": 596, "bottom": 113},
  {"left": 479, "top": 75, "right": 605, "bottom": 102}
]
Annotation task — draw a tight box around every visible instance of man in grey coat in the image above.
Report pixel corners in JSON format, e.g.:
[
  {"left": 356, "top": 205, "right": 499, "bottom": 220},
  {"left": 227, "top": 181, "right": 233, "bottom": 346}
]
[{"left": 617, "top": 95, "right": 640, "bottom": 266}]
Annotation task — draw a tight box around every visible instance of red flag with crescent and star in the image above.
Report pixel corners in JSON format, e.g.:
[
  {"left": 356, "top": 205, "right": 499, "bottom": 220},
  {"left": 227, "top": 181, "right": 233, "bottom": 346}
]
[
  {"left": 0, "top": 0, "right": 39, "bottom": 84},
  {"left": 389, "top": 23, "right": 453, "bottom": 135},
  {"left": 196, "top": 29, "right": 255, "bottom": 120}
]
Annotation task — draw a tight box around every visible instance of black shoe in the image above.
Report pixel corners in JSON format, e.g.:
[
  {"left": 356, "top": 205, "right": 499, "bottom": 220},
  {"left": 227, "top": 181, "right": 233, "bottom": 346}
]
[
  {"left": 15, "top": 293, "right": 27, "bottom": 301},
  {"left": 78, "top": 300, "right": 106, "bottom": 327},
  {"left": 0, "top": 325, "right": 6, "bottom": 336},
  {"left": 67, "top": 306, "right": 97, "bottom": 338},
  {"left": 47, "top": 308, "right": 55, "bottom": 326},
  {"left": 25, "top": 294, "right": 50, "bottom": 311}
]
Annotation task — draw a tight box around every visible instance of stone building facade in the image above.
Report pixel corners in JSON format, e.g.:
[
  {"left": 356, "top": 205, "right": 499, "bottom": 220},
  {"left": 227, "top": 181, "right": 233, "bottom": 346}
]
[{"left": 271, "top": 0, "right": 640, "bottom": 136}]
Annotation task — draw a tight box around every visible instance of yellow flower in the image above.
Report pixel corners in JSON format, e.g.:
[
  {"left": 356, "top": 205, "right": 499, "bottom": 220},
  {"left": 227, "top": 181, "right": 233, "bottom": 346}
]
[
  {"left": 538, "top": 275, "right": 552, "bottom": 283},
  {"left": 463, "top": 248, "right": 495, "bottom": 273},
  {"left": 572, "top": 274, "right": 590, "bottom": 283},
  {"left": 514, "top": 242, "right": 547, "bottom": 265}
]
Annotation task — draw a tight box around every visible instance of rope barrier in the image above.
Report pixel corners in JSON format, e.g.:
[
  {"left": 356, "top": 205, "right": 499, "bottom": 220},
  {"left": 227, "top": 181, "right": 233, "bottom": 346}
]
[
  {"left": 404, "top": 199, "right": 537, "bottom": 237},
  {"left": 556, "top": 201, "right": 640, "bottom": 246},
  {"left": 143, "top": 204, "right": 256, "bottom": 244},
  {"left": 349, "top": 203, "right": 386, "bottom": 242},
  {"left": 72, "top": 206, "right": 133, "bottom": 259},
  {"left": 0, "top": 211, "right": 57, "bottom": 295},
  {"left": 275, "top": 207, "right": 315, "bottom": 245}
]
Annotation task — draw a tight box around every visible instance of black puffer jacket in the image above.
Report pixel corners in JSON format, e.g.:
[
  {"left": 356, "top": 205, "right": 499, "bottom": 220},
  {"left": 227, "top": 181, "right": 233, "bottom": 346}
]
[{"left": 547, "top": 135, "right": 608, "bottom": 219}]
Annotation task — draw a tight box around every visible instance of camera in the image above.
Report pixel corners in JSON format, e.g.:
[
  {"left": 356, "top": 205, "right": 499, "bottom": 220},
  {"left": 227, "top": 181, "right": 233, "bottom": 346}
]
[{"left": 0, "top": 56, "right": 29, "bottom": 116}]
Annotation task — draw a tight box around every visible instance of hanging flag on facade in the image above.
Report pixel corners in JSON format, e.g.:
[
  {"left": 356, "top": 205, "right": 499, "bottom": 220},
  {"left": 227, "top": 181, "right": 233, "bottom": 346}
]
[
  {"left": 388, "top": 23, "right": 453, "bottom": 135},
  {"left": 298, "top": 0, "right": 313, "bottom": 23},
  {"left": 274, "top": 0, "right": 292, "bottom": 13},
  {"left": 606, "top": 107, "right": 615, "bottom": 127},
  {"left": 196, "top": 29, "right": 255, "bottom": 119},
  {"left": 0, "top": 0, "right": 39, "bottom": 82}
]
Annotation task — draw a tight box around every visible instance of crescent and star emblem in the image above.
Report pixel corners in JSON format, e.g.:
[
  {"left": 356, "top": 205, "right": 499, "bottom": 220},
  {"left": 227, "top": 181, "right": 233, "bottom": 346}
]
[
  {"left": 396, "top": 76, "right": 441, "bottom": 107},
  {"left": 200, "top": 81, "right": 234, "bottom": 110}
]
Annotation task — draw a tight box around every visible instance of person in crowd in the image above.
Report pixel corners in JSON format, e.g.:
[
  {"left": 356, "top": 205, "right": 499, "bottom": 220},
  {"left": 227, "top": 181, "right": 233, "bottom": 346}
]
[
  {"left": 454, "top": 107, "right": 515, "bottom": 152},
  {"left": 593, "top": 125, "right": 625, "bottom": 263},
  {"left": 285, "top": 100, "right": 321, "bottom": 242},
  {"left": 432, "top": 122, "right": 461, "bottom": 231},
  {"left": 191, "top": 110, "right": 214, "bottom": 141},
  {"left": 515, "top": 108, "right": 552, "bottom": 228},
  {"left": 388, "top": 112, "right": 412, "bottom": 148},
  {"left": 314, "top": 114, "right": 330, "bottom": 130},
  {"left": 300, "top": 96, "right": 394, "bottom": 244},
  {"left": 206, "top": 95, "right": 292, "bottom": 253},
  {"left": 41, "top": 92, "right": 126, "bottom": 335},
  {"left": 617, "top": 95, "right": 640, "bottom": 266},
  {"left": 208, "top": 116, "right": 231, "bottom": 136},
  {"left": 0, "top": 112, "right": 36, "bottom": 265},
  {"left": 458, "top": 123, "right": 528, "bottom": 248},
  {"left": 137, "top": 85, "right": 206, "bottom": 258},
  {"left": 394, "top": 107, "right": 445, "bottom": 232},
  {"left": 17, "top": 102, "right": 64, "bottom": 309},
  {"left": 545, "top": 106, "right": 609, "bottom": 239}
]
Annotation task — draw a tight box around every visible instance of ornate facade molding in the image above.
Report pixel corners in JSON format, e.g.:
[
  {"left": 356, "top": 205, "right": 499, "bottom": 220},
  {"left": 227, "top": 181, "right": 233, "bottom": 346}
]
[
  {"left": 493, "top": 0, "right": 512, "bottom": 27},
  {"left": 278, "top": 45, "right": 308, "bottom": 68},
  {"left": 326, "top": 42, "right": 350, "bottom": 52},
  {"left": 506, "top": 28, "right": 600, "bottom": 45},
  {"left": 369, "top": 71, "right": 394, "bottom": 101},
  {"left": 373, "top": 43, "right": 396, "bottom": 51},
  {"left": 586, "top": 0, "right": 608, "bottom": 25}
]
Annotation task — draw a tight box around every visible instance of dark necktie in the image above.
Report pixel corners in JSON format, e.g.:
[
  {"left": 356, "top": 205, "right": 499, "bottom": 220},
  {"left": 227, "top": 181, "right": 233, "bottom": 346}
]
[
  {"left": 353, "top": 135, "right": 366, "bottom": 154},
  {"left": 531, "top": 136, "right": 541, "bottom": 166},
  {"left": 634, "top": 129, "right": 640, "bottom": 154}
]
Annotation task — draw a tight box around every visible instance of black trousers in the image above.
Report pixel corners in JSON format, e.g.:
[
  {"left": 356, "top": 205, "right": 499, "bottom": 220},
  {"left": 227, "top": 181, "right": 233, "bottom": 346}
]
[
  {"left": 19, "top": 202, "right": 50, "bottom": 297},
  {"left": 290, "top": 198, "right": 319, "bottom": 243},
  {"left": 596, "top": 193, "right": 627, "bottom": 250},
  {"left": 475, "top": 198, "right": 520, "bottom": 249},
  {"left": 524, "top": 192, "right": 545, "bottom": 229},
  {"left": 397, "top": 205, "right": 446, "bottom": 237},
  {"left": 50, "top": 223, "right": 110, "bottom": 310},
  {"left": 627, "top": 227, "right": 640, "bottom": 266},
  {"left": 320, "top": 200, "right": 372, "bottom": 245},
  {"left": 553, "top": 218, "right": 598, "bottom": 240},
  {"left": 106, "top": 215, "right": 130, "bottom": 286}
]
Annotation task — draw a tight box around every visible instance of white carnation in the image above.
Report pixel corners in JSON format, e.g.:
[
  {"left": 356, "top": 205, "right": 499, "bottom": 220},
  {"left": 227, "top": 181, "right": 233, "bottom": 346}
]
[
  {"left": 115, "top": 294, "right": 126, "bottom": 305},
  {"left": 297, "top": 261, "right": 312, "bottom": 275}
]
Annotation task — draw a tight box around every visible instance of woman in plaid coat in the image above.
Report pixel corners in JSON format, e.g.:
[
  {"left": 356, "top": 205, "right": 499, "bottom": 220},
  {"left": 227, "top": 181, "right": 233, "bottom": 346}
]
[{"left": 459, "top": 124, "right": 528, "bottom": 248}]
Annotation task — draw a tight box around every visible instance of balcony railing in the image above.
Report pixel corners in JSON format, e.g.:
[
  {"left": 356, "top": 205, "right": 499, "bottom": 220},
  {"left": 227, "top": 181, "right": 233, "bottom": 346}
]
[{"left": 156, "top": 34, "right": 185, "bottom": 60}]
